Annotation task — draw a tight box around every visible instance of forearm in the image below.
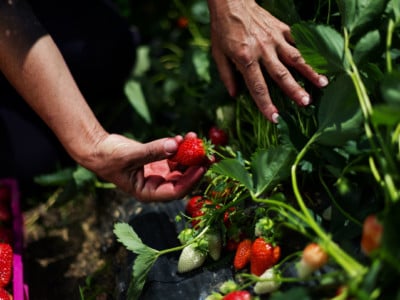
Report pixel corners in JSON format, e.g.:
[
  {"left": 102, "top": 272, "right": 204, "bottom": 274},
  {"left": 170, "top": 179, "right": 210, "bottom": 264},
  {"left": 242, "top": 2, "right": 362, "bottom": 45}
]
[{"left": 0, "top": 0, "right": 107, "bottom": 166}]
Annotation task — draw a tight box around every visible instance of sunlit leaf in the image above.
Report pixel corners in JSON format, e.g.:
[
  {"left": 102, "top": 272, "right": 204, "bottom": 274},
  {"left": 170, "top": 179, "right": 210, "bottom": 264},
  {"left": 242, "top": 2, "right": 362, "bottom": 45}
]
[
  {"left": 113, "top": 223, "right": 156, "bottom": 255},
  {"left": 192, "top": 48, "right": 210, "bottom": 83},
  {"left": 73, "top": 166, "right": 96, "bottom": 187},
  {"left": 210, "top": 159, "right": 254, "bottom": 192},
  {"left": 133, "top": 46, "right": 151, "bottom": 77},
  {"left": 34, "top": 168, "right": 74, "bottom": 186},
  {"left": 127, "top": 252, "right": 159, "bottom": 300},
  {"left": 291, "top": 23, "right": 347, "bottom": 74},
  {"left": 124, "top": 79, "right": 152, "bottom": 124},
  {"left": 315, "top": 74, "right": 363, "bottom": 146}
]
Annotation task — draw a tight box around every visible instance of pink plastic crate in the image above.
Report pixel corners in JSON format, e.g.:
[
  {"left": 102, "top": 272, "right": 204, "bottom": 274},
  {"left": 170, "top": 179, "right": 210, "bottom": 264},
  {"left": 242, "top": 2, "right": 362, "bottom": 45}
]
[{"left": 0, "top": 178, "right": 29, "bottom": 300}]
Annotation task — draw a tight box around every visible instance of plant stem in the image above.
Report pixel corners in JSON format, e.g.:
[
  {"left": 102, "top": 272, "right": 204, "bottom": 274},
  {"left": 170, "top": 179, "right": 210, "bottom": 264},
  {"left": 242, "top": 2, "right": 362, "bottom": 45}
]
[
  {"left": 344, "top": 28, "right": 399, "bottom": 203},
  {"left": 158, "top": 226, "right": 210, "bottom": 256},
  {"left": 386, "top": 19, "right": 395, "bottom": 73},
  {"left": 291, "top": 133, "right": 366, "bottom": 278}
]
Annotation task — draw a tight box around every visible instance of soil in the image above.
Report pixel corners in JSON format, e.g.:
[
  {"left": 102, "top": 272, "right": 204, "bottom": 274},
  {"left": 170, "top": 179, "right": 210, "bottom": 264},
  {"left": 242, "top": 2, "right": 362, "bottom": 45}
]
[{"left": 22, "top": 188, "right": 134, "bottom": 300}]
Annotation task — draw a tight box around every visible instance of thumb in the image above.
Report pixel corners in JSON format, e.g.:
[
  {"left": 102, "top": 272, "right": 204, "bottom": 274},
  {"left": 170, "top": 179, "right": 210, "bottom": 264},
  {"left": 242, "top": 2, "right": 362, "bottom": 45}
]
[{"left": 140, "top": 137, "right": 179, "bottom": 164}]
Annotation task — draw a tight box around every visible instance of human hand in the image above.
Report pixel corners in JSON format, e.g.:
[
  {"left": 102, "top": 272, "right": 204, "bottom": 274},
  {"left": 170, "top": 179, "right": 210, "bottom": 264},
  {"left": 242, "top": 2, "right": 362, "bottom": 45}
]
[
  {"left": 85, "top": 132, "right": 207, "bottom": 202},
  {"left": 207, "top": 0, "right": 329, "bottom": 123}
]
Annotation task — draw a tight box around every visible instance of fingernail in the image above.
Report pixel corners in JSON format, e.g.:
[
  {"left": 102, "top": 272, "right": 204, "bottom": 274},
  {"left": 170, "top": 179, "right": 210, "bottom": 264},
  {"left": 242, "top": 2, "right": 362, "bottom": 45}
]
[
  {"left": 319, "top": 76, "right": 329, "bottom": 87},
  {"left": 272, "top": 112, "right": 280, "bottom": 124},
  {"left": 302, "top": 95, "right": 311, "bottom": 106},
  {"left": 164, "top": 139, "right": 178, "bottom": 155}
]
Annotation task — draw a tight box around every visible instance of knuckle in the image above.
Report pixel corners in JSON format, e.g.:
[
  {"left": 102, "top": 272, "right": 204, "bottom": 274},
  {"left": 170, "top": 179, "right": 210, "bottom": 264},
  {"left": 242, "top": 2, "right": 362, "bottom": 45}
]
[
  {"left": 251, "top": 81, "right": 267, "bottom": 97},
  {"left": 234, "top": 44, "right": 255, "bottom": 67},
  {"left": 272, "top": 66, "right": 290, "bottom": 82}
]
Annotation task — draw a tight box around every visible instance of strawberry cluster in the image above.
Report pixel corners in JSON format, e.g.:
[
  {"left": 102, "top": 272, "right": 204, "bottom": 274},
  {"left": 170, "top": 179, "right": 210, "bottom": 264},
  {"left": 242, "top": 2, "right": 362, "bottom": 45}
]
[{"left": 0, "top": 184, "right": 13, "bottom": 300}]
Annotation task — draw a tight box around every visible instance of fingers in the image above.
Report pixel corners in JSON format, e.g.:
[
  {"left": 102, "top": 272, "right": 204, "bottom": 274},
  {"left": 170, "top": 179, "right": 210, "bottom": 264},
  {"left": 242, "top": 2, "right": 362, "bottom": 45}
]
[
  {"left": 261, "top": 50, "right": 312, "bottom": 107},
  {"left": 135, "top": 165, "right": 207, "bottom": 202},
  {"left": 278, "top": 43, "right": 329, "bottom": 89},
  {"left": 212, "top": 46, "right": 238, "bottom": 98},
  {"left": 137, "top": 137, "right": 179, "bottom": 165},
  {"left": 239, "top": 61, "right": 279, "bottom": 123}
]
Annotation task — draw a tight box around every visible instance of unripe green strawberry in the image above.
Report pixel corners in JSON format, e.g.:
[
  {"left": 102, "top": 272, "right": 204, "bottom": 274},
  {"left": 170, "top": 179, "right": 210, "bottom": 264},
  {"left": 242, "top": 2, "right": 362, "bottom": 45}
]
[
  {"left": 171, "top": 137, "right": 213, "bottom": 166},
  {"left": 177, "top": 244, "right": 207, "bottom": 273},
  {"left": 253, "top": 267, "right": 281, "bottom": 295},
  {"left": 207, "top": 231, "right": 222, "bottom": 261}
]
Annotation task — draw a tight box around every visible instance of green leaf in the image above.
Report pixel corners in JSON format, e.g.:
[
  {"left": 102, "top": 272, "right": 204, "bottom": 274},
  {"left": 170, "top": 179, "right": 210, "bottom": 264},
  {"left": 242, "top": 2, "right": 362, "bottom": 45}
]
[
  {"left": 380, "top": 71, "right": 400, "bottom": 105},
  {"left": 353, "top": 30, "right": 382, "bottom": 65},
  {"left": 315, "top": 74, "right": 363, "bottom": 146},
  {"left": 337, "top": 0, "right": 389, "bottom": 37},
  {"left": 371, "top": 104, "right": 400, "bottom": 125},
  {"left": 251, "top": 146, "right": 295, "bottom": 196},
  {"left": 391, "top": 0, "right": 400, "bottom": 22},
  {"left": 261, "top": 0, "right": 300, "bottom": 25},
  {"left": 34, "top": 167, "right": 74, "bottom": 186},
  {"left": 382, "top": 202, "right": 400, "bottom": 271},
  {"left": 291, "top": 23, "right": 347, "bottom": 74},
  {"left": 270, "top": 287, "right": 311, "bottom": 300},
  {"left": 192, "top": 48, "right": 210, "bottom": 83},
  {"left": 73, "top": 166, "right": 96, "bottom": 187},
  {"left": 210, "top": 159, "right": 254, "bottom": 192},
  {"left": 113, "top": 222, "right": 157, "bottom": 255},
  {"left": 124, "top": 79, "right": 152, "bottom": 124},
  {"left": 127, "top": 252, "right": 159, "bottom": 300},
  {"left": 133, "top": 46, "right": 151, "bottom": 77}
]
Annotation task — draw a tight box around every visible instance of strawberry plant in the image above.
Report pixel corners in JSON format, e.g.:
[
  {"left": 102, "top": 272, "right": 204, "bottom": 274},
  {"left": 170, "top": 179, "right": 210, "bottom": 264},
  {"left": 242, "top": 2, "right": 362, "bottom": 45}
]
[{"left": 112, "top": 0, "right": 400, "bottom": 299}]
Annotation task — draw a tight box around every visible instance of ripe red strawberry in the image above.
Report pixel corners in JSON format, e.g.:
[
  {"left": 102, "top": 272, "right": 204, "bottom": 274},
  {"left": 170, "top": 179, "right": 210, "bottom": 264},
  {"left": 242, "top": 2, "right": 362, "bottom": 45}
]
[
  {"left": 250, "top": 238, "right": 275, "bottom": 276},
  {"left": 0, "top": 243, "right": 13, "bottom": 288},
  {"left": 176, "top": 16, "right": 189, "bottom": 28},
  {"left": 234, "top": 239, "right": 252, "bottom": 270},
  {"left": 186, "top": 195, "right": 204, "bottom": 217},
  {"left": 361, "top": 214, "right": 383, "bottom": 255},
  {"left": 272, "top": 245, "right": 281, "bottom": 265},
  {"left": 170, "top": 137, "right": 212, "bottom": 166},
  {"left": 0, "top": 288, "right": 11, "bottom": 300},
  {"left": 223, "top": 290, "right": 251, "bottom": 300},
  {"left": 208, "top": 126, "right": 229, "bottom": 146}
]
